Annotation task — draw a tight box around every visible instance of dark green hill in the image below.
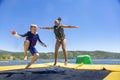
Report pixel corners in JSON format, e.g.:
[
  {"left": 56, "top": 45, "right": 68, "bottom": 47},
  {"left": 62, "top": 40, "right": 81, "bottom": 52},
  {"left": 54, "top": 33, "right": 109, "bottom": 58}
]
[{"left": 0, "top": 50, "right": 120, "bottom": 60}]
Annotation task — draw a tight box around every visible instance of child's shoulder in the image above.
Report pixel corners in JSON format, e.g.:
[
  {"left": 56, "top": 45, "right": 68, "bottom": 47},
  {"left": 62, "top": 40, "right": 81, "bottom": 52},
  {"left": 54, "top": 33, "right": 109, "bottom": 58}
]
[
  {"left": 26, "top": 31, "right": 31, "bottom": 34},
  {"left": 27, "top": 31, "right": 31, "bottom": 33}
]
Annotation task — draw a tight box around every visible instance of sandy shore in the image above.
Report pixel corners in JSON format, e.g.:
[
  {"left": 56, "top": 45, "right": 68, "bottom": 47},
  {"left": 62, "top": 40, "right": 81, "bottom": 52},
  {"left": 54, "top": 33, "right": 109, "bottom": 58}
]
[{"left": 0, "top": 66, "right": 109, "bottom": 80}]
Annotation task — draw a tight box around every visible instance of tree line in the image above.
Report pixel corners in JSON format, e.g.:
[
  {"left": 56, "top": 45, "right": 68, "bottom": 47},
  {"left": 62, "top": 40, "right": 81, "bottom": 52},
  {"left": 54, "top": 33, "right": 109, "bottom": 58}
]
[{"left": 0, "top": 50, "right": 120, "bottom": 60}]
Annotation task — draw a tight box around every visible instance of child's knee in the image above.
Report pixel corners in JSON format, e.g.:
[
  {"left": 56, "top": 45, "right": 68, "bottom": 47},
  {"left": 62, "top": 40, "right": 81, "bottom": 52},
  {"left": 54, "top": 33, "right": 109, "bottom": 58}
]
[
  {"left": 25, "top": 40, "right": 30, "bottom": 44},
  {"left": 34, "top": 53, "right": 39, "bottom": 57},
  {"left": 24, "top": 40, "right": 30, "bottom": 46},
  {"left": 62, "top": 47, "right": 66, "bottom": 51}
]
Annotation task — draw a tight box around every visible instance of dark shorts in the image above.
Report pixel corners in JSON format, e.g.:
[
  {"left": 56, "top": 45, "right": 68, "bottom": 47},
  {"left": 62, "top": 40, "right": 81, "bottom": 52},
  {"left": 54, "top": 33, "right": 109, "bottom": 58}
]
[{"left": 28, "top": 47, "right": 39, "bottom": 56}]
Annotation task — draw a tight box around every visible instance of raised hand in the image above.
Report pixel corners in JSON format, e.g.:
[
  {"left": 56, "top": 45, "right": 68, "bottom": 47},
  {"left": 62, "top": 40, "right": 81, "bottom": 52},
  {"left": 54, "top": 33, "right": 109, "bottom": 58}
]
[{"left": 11, "top": 30, "right": 16, "bottom": 35}]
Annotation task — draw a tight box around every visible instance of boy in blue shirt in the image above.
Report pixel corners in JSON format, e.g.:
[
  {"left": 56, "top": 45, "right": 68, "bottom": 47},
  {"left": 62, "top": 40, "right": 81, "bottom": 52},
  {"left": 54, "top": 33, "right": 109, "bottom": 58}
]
[{"left": 11, "top": 24, "right": 47, "bottom": 69}]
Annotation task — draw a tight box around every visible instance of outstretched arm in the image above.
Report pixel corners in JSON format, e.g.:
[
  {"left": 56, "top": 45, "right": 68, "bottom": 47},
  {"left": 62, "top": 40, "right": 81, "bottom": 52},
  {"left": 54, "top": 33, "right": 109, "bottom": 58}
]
[
  {"left": 61, "top": 25, "right": 79, "bottom": 28},
  {"left": 39, "top": 27, "right": 54, "bottom": 30},
  {"left": 11, "top": 30, "right": 27, "bottom": 38},
  {"left": 37, "top": 35, "right": 47, "bottom": 47}
]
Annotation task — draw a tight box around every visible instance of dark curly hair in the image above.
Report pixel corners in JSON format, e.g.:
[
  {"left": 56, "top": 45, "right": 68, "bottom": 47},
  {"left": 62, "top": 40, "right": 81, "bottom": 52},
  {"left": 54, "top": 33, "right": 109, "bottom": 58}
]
[{"left": 57, "top": 17, "right": 61, "bottom": 22}]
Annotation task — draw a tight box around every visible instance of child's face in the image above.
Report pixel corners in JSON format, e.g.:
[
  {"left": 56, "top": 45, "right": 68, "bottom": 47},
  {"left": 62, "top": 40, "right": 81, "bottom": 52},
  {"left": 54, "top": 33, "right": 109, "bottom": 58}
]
[
  {"left": 30, "top": 26, "right": 37, "bottom": 33},
  {"left": 55, "top": 20, "right": 60, "bottom": 26}
]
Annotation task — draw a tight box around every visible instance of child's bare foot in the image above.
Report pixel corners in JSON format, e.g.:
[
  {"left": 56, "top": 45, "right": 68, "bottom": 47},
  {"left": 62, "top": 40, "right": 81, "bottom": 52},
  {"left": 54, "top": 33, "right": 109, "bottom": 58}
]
[
  {"left": 53, "top": 62, "right": 57, "bottom": 66},
  {"left": 64, "top": 61, "right": 68, "bottom": 66},
  {"left": 24, "top": 56, "right": 27, "bottom": 60},
  {"left": 25, "top": 63, "right": 31, "bottom": 69}
]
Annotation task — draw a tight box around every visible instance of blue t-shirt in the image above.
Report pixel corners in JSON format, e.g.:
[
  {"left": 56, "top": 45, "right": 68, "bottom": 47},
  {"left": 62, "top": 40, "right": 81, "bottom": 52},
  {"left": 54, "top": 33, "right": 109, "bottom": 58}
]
[{"left": 19, "top": 31, "right": 44, "bottom": 47}]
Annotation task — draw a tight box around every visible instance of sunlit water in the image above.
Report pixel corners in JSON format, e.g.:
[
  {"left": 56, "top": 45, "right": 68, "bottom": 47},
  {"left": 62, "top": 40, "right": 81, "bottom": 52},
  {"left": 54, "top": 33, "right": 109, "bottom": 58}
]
[{"left": 0, "top": 59, "right": 120, "bottom": 66}]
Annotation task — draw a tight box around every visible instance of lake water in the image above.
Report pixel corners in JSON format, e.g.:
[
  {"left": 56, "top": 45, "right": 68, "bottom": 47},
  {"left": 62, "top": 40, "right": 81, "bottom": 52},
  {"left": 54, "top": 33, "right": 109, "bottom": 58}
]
[{"left": 0, "top": 59, "right": 120, "bottom": 66}]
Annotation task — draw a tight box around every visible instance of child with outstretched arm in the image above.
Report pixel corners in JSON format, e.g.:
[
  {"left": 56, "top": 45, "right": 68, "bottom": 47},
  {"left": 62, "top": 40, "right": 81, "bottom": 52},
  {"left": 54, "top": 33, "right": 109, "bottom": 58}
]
[
  {"left": 40, "top": 17, "right": 79, "bottom": 66},
  {"left": 11, "top": 24, "right": 47, "bottom": 69}
]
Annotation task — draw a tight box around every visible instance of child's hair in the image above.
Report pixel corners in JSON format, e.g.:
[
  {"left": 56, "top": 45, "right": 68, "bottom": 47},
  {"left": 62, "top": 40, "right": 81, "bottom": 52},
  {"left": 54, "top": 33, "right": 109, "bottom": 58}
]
[
  {"left": 57, "top": 17, "right": 61, "bottom": 22},
  {"left": 54, "top": 17, "right": 61, "bottom": 25},
  {"left": 30, "top": 24, "right": 38, "bottom": 29}
]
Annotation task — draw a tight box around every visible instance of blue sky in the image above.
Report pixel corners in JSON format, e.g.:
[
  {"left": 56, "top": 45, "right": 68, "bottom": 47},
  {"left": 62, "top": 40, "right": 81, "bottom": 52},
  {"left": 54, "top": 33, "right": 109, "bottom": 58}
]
[{"left": 0, "top": 0, "right": 120, "bottom": 53}]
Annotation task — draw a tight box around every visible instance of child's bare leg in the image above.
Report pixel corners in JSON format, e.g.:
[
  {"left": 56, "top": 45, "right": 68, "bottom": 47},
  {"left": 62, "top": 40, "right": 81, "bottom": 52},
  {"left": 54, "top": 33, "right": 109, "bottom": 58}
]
[
  {"left": 25, "top": 53, "right": 39, "bottom": 69},
  {"left": 62, "top": 39, "right": 68, "bottom": 66},
  {"left": 24, "top": 40, "right": 29, "bottom": 60},
  {"left": 54, "top": 40, "right": 61, "bottom": 66}
]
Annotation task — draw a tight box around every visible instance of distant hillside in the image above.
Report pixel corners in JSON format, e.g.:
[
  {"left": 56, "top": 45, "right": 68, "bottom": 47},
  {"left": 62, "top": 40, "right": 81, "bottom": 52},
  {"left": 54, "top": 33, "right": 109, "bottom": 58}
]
[{"left": 0, "top": 50, "right": 120, "bottom": 60}]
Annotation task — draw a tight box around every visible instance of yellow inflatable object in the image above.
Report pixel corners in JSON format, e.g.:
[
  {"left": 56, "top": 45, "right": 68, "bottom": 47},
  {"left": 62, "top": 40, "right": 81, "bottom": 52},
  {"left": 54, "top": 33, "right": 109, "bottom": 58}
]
[
  {"left": 104, "top": 72, "right": 120, "bottom": 80},
  {"left": 0, "top": 63, "right": 120, "bottom": 80},
  {"left": 103, "top": 65, "right": 120, "bottom": 71}
]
